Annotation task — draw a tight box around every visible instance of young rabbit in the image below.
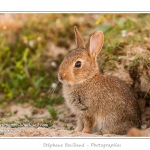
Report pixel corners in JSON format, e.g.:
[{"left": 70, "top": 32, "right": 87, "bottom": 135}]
[{"left": 58, "top": 26, "right": 141, "bottom": 135}]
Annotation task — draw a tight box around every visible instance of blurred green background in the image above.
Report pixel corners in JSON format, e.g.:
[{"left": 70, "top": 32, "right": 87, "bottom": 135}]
[{"left": 0, "top": 13, "right": 150, "bottom": 110}]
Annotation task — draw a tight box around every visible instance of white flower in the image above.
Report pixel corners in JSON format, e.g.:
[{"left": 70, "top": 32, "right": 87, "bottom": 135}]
[
  {"left": 121, "top": 30, "right": 127, "bottom": 37},
  {"left": 29, "top": 40, "right": 35, "bottom": 48},
  {"left": 51, "top": 61, "right": 57, "bottom": 68},
  {"left": 51, "top": 83, "right": 57, "bottom": 88}
]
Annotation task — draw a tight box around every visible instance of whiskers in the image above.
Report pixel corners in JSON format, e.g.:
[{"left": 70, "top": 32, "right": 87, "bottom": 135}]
[{"left": 46, "top": 81, "right": 60, "bottom": 97}]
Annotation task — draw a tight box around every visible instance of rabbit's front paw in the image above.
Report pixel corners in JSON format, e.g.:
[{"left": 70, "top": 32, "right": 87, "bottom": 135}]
[
  {"left": 75, "top": 127, "right": 82, "bottom": 132},
  {"left": 82, "top": 127, "right": 92, "bottom": 134},
  {"left": 75, "top": 117, "right": 84, "bottom": 132}
]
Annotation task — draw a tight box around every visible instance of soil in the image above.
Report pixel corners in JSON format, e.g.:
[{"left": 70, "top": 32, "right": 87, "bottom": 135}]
[
  {"left": 0, "top": 102, "right": 150, "bottom": 137},
  {"left": 0, "top": 103, "right": 123, "bottom": 137}
]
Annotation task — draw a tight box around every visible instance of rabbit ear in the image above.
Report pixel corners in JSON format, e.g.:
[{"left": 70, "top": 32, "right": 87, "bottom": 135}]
[
  {"left": 74, "top": 26, "right": 85, "bottom": 49},
  {"left": 88, "top": 30, "right": 104, "bottom": 58}
]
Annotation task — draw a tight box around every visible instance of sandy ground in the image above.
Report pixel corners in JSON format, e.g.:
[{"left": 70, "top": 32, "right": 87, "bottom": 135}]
[
  {"left": 0, "top": 128, "right": 123, "bottom": 137},
  {"left": 0, "top": 103, "right": 150, "bottom": 137},
  {"left": 0, "top": 127, "right": 123, "bottom": 137},
  {"left": 0, "top": 103, "right": 125, "bottom": 137}
]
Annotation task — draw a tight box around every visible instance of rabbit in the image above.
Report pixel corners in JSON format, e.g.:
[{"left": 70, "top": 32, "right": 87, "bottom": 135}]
[{"left": 58, "top": 26, "right": 141, "bottom": 135}]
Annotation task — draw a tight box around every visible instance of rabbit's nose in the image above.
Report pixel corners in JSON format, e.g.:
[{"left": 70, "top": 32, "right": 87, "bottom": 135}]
[{"left": 58, "top": 72, "right": 66, "bottom": 81}]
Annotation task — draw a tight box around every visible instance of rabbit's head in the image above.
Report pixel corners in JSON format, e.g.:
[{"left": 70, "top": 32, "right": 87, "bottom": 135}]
[{"left": 58, "top": 27, "right": 104, "bottom": 85}]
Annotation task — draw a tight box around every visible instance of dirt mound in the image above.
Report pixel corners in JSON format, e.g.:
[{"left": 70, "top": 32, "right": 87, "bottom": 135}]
[{"left": 103, "top": 45, "right": 150, "bottom": 93}]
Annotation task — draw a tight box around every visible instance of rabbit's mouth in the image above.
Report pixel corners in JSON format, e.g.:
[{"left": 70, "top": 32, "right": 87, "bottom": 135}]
[
  {"left": 59, "top": 79, "right": 74, "bottom": 85},
  {"left": 58, "top": 72, "right": 73, "bottom": 85}
]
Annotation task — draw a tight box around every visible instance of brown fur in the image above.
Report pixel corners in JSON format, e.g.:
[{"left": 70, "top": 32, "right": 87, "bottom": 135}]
[
  {"left": 58, "top": 27, "right": 141, "bottom": 135},
  {"left": 127, "top": 127, "right": 150, "bottom": 137}
]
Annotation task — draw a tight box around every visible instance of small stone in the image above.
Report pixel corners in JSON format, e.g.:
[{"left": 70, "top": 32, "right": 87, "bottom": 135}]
[{"left": 0, "top": 130, "right": 4, "bottom": 135}]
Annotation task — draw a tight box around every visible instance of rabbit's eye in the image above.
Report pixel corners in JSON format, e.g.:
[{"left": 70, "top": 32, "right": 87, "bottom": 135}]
[{"left": 75, "top": 61, "right": 81, "bottom": 68}]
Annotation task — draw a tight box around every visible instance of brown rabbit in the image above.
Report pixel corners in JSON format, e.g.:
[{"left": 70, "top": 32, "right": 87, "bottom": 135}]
[{"left": 58, "top": 26, "right": 141, "bottom": 135}]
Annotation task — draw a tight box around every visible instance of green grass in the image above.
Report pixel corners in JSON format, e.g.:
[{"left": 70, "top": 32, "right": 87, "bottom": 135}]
[
  {"left": 63, "top": 124, "right": 74, "bottom": 130},
  {"left": 47, "top": 106, "right": 58, "bottom": 120}
]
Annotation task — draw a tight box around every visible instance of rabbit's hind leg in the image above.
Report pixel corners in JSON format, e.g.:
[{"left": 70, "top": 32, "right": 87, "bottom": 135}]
[{"left": 102, "top": 121, "right": 135, "bottom": 135}]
